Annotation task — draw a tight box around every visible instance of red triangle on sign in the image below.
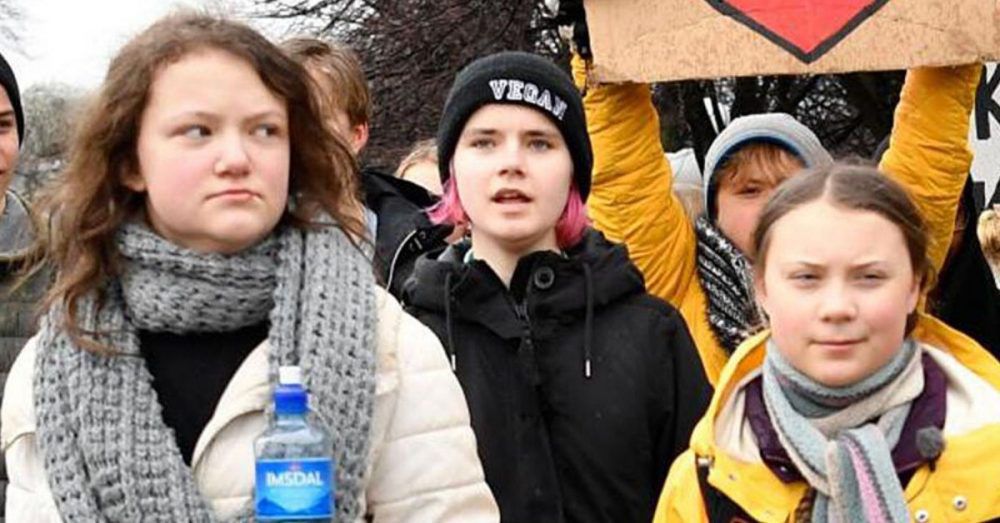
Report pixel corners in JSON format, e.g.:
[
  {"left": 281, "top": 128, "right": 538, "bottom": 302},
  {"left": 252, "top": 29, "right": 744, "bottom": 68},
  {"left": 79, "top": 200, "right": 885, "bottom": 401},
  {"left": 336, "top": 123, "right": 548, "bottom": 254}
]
[{"left": 707, "top": 0, "right": 889, "bottom": 63}]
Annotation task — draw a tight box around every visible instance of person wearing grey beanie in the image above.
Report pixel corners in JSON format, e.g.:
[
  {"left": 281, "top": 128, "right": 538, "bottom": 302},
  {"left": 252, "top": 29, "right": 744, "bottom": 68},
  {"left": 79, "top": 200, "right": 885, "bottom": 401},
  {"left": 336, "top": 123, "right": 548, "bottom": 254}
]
[
  {"left": 688, "top": 113, "right": 834, "bottom": 359},
  {"left": 701, "top": 112, "right": 833, "bottom": 231},
  {"left": 571, "top": 49, "right": 981, "bottom": 387}
]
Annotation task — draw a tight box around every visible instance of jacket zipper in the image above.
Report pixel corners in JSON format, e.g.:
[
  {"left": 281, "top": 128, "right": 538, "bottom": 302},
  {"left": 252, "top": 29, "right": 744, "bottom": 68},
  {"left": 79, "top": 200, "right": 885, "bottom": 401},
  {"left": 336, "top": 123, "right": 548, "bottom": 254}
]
[
  {"left": 513, "top": 301, "right": 542, "bottom": 386},
  {"left": 385, "top": 228, "right": 419, "bottom": 292}
]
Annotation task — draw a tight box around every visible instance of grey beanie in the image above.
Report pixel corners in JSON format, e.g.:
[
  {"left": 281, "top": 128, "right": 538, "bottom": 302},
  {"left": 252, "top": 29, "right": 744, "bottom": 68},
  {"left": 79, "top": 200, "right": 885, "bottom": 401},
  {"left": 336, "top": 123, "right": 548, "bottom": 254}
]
[{"left": 702, "top": 113, "right": 832, "bottom": 221}]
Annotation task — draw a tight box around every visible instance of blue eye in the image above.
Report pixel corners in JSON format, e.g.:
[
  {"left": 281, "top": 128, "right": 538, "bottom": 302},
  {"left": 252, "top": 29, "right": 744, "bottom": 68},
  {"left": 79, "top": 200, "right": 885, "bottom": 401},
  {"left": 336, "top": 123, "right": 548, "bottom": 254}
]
[{"left": 527, "top": 139, "right": 553, "bottom": 151}]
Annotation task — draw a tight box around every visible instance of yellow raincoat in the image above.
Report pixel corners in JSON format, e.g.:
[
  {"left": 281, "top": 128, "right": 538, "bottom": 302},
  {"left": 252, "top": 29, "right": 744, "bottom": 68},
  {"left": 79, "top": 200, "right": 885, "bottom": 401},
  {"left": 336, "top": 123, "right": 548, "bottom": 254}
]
[{"left": 654, "top": 314, "right": 1000, "bottom": 522}]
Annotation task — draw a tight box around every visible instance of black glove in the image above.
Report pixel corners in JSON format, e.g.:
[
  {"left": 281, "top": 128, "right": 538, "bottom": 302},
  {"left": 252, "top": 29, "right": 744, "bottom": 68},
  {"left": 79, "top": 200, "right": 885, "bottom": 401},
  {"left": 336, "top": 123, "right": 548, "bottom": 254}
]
[{"left": 552, "top": 0, "right": 592, "bottom": 60}]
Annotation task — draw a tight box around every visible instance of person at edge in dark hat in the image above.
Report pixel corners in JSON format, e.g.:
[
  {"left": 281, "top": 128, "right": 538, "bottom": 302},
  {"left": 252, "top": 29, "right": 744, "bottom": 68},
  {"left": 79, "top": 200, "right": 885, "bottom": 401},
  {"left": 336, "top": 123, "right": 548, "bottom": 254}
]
[{"left": 0, "top": 47, "right": 48, "bottom": 516}]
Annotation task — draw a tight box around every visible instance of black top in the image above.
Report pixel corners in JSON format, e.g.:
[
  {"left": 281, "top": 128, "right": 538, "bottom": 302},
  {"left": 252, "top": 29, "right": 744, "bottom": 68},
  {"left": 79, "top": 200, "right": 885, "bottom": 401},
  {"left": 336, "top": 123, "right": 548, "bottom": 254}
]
[
  {"left": 930, "top": 176, "right": 1000, "bottom": 354},
  {"left": 140, "top": 322, "right": 268, "bottom": 465}
]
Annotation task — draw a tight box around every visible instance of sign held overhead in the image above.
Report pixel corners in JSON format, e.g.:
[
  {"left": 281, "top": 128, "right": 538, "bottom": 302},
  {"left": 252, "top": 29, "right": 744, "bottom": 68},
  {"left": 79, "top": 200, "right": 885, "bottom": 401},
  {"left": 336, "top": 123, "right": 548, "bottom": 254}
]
[{"left": 584, "top": 0, "right": 1000, "bottom": 82}]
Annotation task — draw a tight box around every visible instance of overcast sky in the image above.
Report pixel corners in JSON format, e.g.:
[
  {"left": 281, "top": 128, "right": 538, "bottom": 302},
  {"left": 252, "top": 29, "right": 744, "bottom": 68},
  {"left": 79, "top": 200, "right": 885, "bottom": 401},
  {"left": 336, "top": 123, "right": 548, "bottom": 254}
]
[{"left": 1, "top": 0, "right": 281, "bottom": 89}]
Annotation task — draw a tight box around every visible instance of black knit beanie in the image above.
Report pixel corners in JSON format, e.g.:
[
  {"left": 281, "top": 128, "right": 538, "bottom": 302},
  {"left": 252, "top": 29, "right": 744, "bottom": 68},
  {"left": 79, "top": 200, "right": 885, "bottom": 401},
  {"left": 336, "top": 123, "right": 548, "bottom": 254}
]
[
  {"left": 436, "top": 51, "right": 592, "bottom": 201},
  {"left": 0, "top": 51, "right": 23, "bottom": 146}
]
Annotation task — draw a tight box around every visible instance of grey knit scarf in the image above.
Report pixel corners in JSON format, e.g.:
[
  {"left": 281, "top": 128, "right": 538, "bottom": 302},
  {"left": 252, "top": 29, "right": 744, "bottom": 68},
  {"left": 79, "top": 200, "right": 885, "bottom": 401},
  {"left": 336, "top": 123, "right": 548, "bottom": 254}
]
[
  {"left": 763, "top": 339, "right": 923, "bottom": 523},
  {"left": 33, "top": 220, "right": 377, "bottom": 522},
  {"left": 694, "top": 216, "right": 765, "bottom": 353}
]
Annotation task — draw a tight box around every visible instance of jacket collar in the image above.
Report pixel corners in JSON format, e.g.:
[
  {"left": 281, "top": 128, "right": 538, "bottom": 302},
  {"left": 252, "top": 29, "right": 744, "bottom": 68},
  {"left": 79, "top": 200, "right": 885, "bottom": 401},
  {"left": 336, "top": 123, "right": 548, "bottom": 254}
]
[
  {"left": 743, "top": 351, "right": 948, "bottom": 483},
  {"left": 405, "top": 229, "right": 645, "bottom": 340}
]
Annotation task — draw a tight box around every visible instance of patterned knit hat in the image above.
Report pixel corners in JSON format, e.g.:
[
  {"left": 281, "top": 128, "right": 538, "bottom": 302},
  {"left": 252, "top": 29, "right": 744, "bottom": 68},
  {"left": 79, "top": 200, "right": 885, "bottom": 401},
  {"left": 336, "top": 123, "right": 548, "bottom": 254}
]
[
  {"left": 0, "top": 50, "right": 24, "bottom": 146},
  {"left": 436, "top": 51, "right": 592, "bottom": 201},
  {"left": 703, "top": 113, "right": 832, "bottom": 221}
]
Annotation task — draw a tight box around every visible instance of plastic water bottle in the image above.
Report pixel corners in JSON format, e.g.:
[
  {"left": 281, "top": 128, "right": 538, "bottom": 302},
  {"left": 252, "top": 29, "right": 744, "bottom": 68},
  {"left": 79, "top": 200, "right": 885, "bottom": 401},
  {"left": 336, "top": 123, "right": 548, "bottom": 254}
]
[{"left": 254, "top": 366, "right": 335, "bottom": 521}]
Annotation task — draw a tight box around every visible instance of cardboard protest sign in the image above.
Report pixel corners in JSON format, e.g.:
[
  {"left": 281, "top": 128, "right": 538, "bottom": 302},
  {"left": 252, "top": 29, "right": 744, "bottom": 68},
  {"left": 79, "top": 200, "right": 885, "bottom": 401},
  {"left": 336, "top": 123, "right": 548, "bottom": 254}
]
[
  {"left": 583, "top": 0, "right": 1000, "bottom": 82},
  {"left": 971, "top": 63, "right": 1000, "bottom": 208}
]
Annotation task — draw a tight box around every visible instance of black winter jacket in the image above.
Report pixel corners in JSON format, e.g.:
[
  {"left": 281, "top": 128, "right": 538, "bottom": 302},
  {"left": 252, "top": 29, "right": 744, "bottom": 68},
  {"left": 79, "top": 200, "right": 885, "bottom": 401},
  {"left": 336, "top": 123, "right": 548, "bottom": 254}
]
[
  {"left": 360, "top": 168, "right": 451, "bottom": 299},
  {"left": 929, "top": 177, "right": 1000, "bottom": 354},
  {"left": 403, "top": 230, "right": 712, "bottom": 523}
]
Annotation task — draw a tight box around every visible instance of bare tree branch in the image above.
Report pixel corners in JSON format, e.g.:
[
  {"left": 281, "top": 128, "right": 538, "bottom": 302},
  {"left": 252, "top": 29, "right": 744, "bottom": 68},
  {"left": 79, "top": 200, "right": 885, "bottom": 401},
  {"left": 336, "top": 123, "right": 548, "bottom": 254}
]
[
  {"left": 0, "top": 0, "right": 24, "bottom": 51},
  {"left": 251, "top": 0, "right": 903, "bottom": 169},
  {"left": 251, "top": 0, "right": 566, "bottom": 168}
]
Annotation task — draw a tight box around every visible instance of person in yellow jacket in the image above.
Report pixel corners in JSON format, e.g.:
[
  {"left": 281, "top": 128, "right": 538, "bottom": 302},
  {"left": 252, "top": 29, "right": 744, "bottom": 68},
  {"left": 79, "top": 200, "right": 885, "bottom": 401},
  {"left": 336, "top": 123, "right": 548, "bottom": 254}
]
[
  {"left": 573, "top": 58, "right": 979, "bottom": 385},
  {"left": 656, "top": 163, "right": 1000, "bottom": 523}
]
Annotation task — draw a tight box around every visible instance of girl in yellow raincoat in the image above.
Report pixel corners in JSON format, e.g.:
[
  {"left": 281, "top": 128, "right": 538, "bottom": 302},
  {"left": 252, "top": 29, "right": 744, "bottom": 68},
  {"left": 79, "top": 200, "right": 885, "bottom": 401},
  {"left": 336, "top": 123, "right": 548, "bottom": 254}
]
[{"left": 655, "top": 163, "right": 1000, "bottom": 522}]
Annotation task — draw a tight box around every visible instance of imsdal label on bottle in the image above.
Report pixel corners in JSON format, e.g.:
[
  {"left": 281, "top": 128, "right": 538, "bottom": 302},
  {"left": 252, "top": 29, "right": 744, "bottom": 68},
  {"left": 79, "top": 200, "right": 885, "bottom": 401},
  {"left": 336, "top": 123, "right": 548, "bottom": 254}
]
[{"left": 255, "top": 457, "right": 335, "bottom": 520}]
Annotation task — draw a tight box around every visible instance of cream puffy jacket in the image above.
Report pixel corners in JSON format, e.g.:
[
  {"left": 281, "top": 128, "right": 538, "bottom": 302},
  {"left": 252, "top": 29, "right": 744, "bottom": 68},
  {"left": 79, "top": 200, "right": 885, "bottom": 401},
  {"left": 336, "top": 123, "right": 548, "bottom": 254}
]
[{"left": 1, "top": 287, "right": 500, "bottom": 522}]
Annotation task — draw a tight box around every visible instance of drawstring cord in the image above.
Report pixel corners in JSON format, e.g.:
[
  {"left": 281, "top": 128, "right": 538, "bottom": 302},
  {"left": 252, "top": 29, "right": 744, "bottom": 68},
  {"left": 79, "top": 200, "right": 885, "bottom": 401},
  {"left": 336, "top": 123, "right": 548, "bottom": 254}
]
[
  {"left": 583, "top": 262, "right": 594, "bottom": 379},
  {"left": 444, "top": 271, "right": 457, "bottom": 371}
]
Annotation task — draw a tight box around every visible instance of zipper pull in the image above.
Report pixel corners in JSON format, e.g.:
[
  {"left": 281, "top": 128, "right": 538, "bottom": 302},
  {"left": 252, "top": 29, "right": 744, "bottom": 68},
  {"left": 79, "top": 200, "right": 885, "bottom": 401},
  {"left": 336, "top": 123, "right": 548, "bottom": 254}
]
[{"left": 514, "top": 302, "right": 528, "bottom": 322}]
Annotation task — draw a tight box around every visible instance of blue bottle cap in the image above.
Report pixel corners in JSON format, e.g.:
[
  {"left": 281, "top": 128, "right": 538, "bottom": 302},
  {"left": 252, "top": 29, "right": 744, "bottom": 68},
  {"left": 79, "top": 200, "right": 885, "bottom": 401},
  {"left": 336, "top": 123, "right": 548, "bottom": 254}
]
[{"left": 274, "top": 384, "right": 308, "bottom": 415}]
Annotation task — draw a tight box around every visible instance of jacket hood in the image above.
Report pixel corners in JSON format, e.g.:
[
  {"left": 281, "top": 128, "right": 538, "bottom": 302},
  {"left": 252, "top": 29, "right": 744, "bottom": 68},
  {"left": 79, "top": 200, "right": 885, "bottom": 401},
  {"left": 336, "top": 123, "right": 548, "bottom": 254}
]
[
  {"left": 681, "top": 313, "right": 1000, "bottom": 520},
  {"left": 404, "top": 229, "right": 646, "bottom": 376},
  {"left": 406, "top": 228, "right": 644, "bottom": 324},
  {"left": 361, "top": 167, "right": 440, "bottom": 212},
  {"left": 699, "top": 313, "right": 1000, "bottom": 449}
]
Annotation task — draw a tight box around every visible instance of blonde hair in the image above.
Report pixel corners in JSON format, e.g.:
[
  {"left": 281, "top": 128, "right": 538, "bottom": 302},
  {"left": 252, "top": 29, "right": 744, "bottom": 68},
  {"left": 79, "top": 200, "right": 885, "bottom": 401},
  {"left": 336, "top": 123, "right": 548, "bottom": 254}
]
[
  {"left": 395, "top": 139, "right": 437, "bottom": 179},
  {"left": 716, "top": 142, "right": 804, "bottom": 190},
  {"left": 674, "top": 183, "right": 704, "bottom": 220},
  {"left": 979, "top": 208, "right": 1000, "bottom": 266}
]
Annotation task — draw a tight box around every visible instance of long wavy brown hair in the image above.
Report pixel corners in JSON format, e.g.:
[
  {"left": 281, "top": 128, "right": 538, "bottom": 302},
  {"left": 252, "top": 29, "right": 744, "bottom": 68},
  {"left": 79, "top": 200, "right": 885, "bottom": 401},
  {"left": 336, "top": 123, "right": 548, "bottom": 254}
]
[{"left": 33, "top": 12, "right": 365, "bottom": 352}]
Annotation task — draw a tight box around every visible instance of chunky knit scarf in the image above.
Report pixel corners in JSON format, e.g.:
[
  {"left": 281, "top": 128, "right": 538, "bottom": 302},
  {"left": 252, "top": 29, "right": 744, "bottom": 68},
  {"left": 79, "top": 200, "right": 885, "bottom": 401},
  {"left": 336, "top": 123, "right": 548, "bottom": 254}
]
[
  {"left": 762, "top": 339, "right": 923, "bottom": 523},
  {"left": 33, "top": 220, "right": 377, "bottom": 522},
  {"left": 694, "top": 216, "right": 765, "bottom": 353}
]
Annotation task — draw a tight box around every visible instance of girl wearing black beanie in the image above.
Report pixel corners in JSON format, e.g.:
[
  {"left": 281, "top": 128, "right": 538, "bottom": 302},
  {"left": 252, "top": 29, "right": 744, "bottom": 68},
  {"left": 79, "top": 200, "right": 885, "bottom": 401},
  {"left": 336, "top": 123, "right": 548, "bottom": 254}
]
[{"left": 404, "top": 51, "right": 712, "bottom": 523}]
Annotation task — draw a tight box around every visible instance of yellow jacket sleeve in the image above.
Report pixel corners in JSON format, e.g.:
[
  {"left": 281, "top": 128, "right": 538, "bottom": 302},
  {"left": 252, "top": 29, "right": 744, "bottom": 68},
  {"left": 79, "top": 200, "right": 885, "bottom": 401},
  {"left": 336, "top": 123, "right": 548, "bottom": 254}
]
[
  {"left": 880, "top": 65, "right": 980, "bottom": 276},
  {"left": 572, "top": 56, "right": 698, "bottom": 305}
]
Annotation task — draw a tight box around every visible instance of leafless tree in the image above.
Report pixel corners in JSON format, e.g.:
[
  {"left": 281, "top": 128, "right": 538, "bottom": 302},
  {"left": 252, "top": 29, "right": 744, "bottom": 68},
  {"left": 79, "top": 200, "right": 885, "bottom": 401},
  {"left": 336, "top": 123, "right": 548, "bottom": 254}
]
[
  {"left": 253, "top": 0, "right": 903, "bottom": 171},
  {"left": 13, "top": 83, "right": 85, "bottom": 199},
  {"left": 657, "top": 71, "right": 904, "bottom": 167},
  {"left": 253, "top": 0, "right": 565, "bottom": 168},
  {"left": 0, "top": 0, "right": 23, "bottom": 50}
]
